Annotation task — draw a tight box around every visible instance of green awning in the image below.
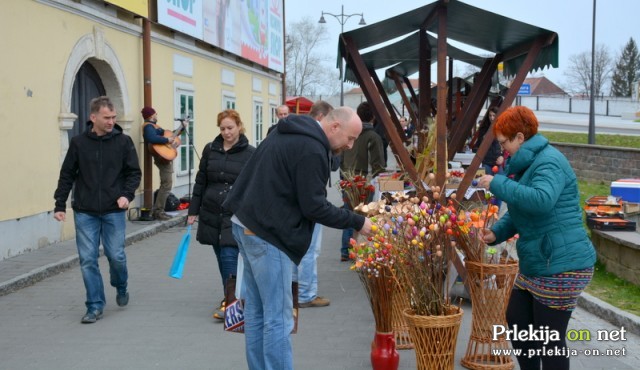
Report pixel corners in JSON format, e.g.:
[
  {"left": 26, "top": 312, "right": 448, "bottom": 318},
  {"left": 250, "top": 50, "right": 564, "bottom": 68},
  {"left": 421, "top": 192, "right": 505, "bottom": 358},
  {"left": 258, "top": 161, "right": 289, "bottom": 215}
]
[
  {"left": 338, "top": 0, "right": 558, "bottom": 81},
  {"left": 344, "top": 31, "right": 488, "bottom": 88}
]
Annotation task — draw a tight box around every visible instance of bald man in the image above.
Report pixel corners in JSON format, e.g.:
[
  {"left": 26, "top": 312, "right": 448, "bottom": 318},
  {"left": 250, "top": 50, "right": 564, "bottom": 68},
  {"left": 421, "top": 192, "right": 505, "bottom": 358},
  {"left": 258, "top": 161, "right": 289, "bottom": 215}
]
[
  {"left": 224, "top": 107, "right": 372, "bottom": 370},
  {"left": 267, "top": 104, "right": 290, "bottom": 135}
]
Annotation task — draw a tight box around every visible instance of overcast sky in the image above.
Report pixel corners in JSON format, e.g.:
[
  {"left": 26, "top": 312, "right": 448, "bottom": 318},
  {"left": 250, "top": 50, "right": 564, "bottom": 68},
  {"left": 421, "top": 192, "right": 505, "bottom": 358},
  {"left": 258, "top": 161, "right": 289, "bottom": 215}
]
[{"left": 285, "top": 0, "right": 639, "bottom": 92}]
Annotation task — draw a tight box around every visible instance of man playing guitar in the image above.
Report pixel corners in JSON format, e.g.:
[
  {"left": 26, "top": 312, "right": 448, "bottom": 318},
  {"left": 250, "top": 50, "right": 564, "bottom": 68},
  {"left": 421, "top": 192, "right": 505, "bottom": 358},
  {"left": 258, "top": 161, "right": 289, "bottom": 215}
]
[{"left": 141, "top": 107, "right": 185, "bottom": 220}]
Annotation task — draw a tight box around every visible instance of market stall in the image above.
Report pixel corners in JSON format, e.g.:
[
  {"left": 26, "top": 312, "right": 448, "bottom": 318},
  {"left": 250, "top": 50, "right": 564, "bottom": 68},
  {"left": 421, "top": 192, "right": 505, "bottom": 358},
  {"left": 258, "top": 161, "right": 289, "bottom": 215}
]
[
  {"left": 338, "top": 0, "right": 558, "bottom": 195},
  {"left": 337, "top": 2, "right": 559, "bottom": 368}
]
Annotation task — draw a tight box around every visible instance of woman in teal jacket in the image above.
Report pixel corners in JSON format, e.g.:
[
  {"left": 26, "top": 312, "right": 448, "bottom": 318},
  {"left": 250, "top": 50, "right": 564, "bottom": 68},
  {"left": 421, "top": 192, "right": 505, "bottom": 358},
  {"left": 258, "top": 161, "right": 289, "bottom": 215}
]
[{"left": 477, "top": 106, "right": 596, "bottom": 370}]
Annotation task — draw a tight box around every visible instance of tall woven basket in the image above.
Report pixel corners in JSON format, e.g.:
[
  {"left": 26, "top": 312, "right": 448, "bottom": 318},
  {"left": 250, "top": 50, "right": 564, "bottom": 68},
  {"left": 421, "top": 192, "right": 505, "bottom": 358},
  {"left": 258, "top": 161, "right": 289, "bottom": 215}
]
[
  {"left": 461, "top": 260, "right": 518, "bottom": 370},
  {"left": 403, "top": 306, "right": 464, "bottom": 370},
  {"left": 391, "top": 283, "right": 413, "bottom": 349}
]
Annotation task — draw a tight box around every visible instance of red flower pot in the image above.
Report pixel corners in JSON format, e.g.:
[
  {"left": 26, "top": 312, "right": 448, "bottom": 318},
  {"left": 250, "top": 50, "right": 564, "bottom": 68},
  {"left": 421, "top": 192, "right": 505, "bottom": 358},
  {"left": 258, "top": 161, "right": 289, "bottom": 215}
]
[{"left": 371, "top": 331, "right": 399, "bottom": 370}]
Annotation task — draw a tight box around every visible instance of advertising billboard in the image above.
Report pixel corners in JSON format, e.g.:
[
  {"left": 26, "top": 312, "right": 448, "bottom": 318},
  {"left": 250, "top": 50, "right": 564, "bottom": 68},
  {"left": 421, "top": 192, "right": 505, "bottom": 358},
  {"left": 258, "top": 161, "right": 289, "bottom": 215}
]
[
  {"left": 158, "top": 0, "right": 204, "bottom": 40},
  {"left": 203, "top": 0, "right": 284, "bottom": 73}
]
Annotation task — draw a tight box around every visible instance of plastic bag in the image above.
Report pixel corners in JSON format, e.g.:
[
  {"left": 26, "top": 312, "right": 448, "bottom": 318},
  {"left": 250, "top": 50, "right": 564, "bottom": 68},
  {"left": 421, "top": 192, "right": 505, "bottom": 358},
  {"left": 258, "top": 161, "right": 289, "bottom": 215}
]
[{"left": 169, "top": 225, "right": 191, "bottom": 279}]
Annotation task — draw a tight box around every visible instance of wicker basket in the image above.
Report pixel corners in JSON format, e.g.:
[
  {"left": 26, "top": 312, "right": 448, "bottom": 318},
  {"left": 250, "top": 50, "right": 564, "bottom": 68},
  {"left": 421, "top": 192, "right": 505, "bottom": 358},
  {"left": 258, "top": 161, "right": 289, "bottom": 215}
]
[
  {"left": 461, "top": 260, "right": 518, "bottom": 370},
  {"left": 391, "top": 283, "right": 413, "bottom": 349},
  {"left": 403, "top": 306, "right": 464, "bottom": 370}
]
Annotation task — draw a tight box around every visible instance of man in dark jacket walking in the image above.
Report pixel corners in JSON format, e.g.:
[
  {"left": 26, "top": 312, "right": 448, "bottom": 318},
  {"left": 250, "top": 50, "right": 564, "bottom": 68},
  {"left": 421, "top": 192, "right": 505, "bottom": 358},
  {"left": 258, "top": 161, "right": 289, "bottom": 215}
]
[
  {"left": 53, "top": 96, "right": 141, "bottom": 324},
  {"left": 224, "top": 106, "right": 372, "bottom": 370}
]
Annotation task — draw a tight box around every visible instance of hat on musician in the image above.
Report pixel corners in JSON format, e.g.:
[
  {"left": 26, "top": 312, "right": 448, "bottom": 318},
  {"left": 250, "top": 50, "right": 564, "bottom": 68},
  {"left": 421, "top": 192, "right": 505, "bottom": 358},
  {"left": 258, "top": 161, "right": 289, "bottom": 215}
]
[{"left": 141, "top": 107, "right": 156, "bottom": 119}]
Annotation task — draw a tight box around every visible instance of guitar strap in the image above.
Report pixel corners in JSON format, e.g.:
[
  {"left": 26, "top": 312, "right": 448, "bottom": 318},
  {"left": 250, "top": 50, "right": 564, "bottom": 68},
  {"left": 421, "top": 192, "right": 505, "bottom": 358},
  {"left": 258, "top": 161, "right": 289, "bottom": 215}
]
[
  {"left": 143, "top": 121, "right": 170, "bottom": 163},
  {"left": 143, "top": 120, "right": 161, "bottom": 130}
]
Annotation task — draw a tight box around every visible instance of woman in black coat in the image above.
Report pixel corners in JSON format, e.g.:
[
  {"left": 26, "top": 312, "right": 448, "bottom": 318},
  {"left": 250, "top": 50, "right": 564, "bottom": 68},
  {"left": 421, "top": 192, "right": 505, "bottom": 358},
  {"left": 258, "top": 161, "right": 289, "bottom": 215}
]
[{"left": 187, "top": 109, "right": 255, "bottom": 320}]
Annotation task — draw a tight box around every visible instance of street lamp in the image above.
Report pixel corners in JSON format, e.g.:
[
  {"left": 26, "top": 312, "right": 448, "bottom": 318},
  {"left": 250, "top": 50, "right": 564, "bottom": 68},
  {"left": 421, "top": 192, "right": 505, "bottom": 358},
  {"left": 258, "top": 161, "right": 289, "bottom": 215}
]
[
  {"left": 588, "top": 0, "right": 597, "bottom": 145},
  {"left": 319, "top": 5, "right": 366, "bottom": 106}
]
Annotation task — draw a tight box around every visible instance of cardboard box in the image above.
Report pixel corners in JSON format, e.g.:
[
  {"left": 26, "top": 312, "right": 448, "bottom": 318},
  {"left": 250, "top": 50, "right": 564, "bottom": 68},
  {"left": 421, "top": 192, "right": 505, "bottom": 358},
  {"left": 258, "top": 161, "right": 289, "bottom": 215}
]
[
  {"left": 611, "top": 179, "right": 640, "bottom": 203},
  {"left": 378, "top": 179, "right": 404, "bottom": 192}
]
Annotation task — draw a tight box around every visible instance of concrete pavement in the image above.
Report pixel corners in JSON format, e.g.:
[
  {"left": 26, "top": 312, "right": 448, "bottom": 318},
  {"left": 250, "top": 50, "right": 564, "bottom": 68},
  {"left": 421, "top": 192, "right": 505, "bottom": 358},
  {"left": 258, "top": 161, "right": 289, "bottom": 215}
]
[{"left": 1, "top": 172, "right": 640, "bottom": 369}]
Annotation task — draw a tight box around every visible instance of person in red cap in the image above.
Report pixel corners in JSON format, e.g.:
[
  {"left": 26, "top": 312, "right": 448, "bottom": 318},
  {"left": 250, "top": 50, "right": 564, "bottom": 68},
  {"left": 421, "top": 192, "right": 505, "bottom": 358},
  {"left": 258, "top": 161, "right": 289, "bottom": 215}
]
[{"left": 141, "top": 106, "right": 180, "bottom": 220}]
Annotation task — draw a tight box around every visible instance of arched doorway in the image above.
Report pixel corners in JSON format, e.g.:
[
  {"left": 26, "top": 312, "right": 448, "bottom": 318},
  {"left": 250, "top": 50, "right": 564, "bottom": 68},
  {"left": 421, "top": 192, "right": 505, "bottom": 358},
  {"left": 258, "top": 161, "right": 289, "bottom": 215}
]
[{"left": 69, "top": 61, "right": 106, "bottom": 140}]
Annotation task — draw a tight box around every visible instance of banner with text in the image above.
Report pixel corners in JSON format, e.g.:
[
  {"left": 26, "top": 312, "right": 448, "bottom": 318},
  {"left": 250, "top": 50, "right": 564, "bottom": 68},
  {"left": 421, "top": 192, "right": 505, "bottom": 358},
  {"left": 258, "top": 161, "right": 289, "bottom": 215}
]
[
  {"left": 203, "top": 0, "right": 284, "bottom": 73},
  {"left": 158, "top": 0, "right": 203, "bottom": 40}
]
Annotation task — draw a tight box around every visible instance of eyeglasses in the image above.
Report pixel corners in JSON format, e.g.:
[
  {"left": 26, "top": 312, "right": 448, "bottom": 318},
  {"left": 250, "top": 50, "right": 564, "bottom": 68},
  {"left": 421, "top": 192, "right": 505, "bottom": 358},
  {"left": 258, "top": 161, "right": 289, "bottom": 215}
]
[{"left": 497, "top": 138, "right": 510, "bottom": 146}]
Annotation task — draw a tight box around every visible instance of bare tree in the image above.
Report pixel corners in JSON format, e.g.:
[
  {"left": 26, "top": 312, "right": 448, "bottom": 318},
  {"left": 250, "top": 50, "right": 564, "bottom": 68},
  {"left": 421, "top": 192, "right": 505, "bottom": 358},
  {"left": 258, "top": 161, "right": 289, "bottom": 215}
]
[
  {"left": 564, "top": 44, "right": 612, "bottom": 97},
  {"left": 285, "top": 17, "right": 339, "bottom": 97}
]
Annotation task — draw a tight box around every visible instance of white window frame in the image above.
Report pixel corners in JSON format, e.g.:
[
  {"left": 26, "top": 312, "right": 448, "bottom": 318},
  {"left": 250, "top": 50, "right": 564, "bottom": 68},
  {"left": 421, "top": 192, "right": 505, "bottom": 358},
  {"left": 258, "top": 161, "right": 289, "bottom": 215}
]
[
  {"left": 269, "top": 101, "right": 278, "bottom": 126},
  {"left": 253, "top": 99, "right": 264, "bottom": 146},
  {"left": 175, "top": 83, "right": 195, "bottom": 179},
  {"left": 222, "top": 91, "right": 236, "bottom": 111}
]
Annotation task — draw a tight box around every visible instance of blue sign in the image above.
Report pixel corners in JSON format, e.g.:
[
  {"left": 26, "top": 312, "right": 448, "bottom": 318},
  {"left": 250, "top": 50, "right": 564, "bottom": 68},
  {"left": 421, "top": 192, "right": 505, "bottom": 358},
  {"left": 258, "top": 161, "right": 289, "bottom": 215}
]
[{"left": 518, "top": 83, "right": 531, "bottom": 95}]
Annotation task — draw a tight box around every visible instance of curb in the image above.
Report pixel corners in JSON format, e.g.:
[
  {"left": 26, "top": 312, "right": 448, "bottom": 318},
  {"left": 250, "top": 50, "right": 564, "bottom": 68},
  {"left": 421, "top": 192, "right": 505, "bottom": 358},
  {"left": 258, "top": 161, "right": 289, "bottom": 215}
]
[
  {"left": 578, "top": 292, "right": 640, "bottom": 336},
  {"left": 0, "top": 215, "right": 186, "bottom": 297}
]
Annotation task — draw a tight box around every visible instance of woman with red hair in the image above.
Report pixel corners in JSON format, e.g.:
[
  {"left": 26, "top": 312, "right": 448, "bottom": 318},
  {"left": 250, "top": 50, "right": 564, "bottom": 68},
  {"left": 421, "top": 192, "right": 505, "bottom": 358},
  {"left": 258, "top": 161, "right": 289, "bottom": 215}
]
[
  {"left": 477, "top": 106, "right": 596, "bottom": 370},
  {"left": 187, "top": 110, "right": 255, "bottom": 320}
]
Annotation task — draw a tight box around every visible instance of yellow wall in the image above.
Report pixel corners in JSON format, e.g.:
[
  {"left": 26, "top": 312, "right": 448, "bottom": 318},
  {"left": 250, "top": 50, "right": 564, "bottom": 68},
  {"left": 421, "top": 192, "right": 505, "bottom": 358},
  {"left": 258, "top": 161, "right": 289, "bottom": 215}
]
[{"left": 0, "top": 0, "right": 281, "bottom": 257}]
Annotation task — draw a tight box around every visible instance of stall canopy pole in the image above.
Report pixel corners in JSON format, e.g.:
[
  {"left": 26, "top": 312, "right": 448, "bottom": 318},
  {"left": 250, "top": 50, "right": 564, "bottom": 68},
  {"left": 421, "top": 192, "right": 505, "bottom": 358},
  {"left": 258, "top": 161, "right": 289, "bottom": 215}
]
[{"left": 435, "top": 5, "right": 448, "bottom": 187}]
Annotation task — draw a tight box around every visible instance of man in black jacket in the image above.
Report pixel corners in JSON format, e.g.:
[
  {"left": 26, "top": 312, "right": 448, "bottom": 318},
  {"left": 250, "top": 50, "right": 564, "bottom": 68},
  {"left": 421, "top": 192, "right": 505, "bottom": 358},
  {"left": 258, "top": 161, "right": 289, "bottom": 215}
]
[
  {"left": 224, "top": 106, "right": 372, "bottom": 370},
  {"left": 296, "top": 100, "right": 334, "bottom": 308},
  {"left": 53, "top": 96, "right": 141, "bottom": 324}
]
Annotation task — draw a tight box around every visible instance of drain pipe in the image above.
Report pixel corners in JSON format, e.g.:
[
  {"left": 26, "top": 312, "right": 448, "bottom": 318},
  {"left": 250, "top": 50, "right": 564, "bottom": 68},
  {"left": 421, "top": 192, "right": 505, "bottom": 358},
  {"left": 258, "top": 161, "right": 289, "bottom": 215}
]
[{"left": 142, "top": 16, "right": 153, "bottom": 216}]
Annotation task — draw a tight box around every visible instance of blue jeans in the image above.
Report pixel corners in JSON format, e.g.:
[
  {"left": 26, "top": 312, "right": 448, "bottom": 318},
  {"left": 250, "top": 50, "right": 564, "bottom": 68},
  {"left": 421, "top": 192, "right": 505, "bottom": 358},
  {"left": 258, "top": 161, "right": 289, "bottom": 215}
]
[
  {"left": 341, "top": 226, "right": 353, "bottom": 258},
  {"left": 340, "top": 198, "right": 353, "bottom": 258},
  {"left": 232, "top": 223, "right": 294, "bottom": 370},
  {"left": 75, "top": 211, "right": 128, "bottom": 311},
  {"left": 294, "top": 224, "right": 322, "bottom": 303},
  {"left": 213, "top": 244, "right": 239, "bottom": 295}
]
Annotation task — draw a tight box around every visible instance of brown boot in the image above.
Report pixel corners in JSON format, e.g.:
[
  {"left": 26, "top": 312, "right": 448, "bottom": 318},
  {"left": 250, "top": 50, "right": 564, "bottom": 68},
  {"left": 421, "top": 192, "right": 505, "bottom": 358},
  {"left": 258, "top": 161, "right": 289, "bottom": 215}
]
[
  {"left": 153, "top": 211, "right": 172, "bottom": 221},
  {"left": 299, "top": 296, "right": 330, "bottom": 308}
]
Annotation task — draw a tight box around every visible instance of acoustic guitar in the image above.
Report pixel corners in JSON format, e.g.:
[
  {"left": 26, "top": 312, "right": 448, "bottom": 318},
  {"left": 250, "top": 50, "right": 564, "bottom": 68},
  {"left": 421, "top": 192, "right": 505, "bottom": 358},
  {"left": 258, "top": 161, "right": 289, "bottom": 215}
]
[{"left": 148, "top": 121, "right": 187, "bottom": 161}]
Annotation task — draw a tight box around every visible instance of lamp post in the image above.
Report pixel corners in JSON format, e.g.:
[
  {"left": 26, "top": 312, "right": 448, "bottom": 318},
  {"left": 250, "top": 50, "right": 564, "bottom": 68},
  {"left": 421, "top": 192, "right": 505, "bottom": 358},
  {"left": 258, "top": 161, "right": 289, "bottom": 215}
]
[
  {"left": 588, "top": 0, "right": 597, "bottom": 144},
  {"left": 319, "top": 5, "right": 366, "bottom": 106}
]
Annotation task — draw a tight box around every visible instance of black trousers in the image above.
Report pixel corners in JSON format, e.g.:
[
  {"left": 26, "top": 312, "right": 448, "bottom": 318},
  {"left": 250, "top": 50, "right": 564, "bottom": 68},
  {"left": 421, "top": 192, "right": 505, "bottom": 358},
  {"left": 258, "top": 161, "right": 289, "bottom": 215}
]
[{"left": 506, "top": 289, "right": 573, "bottom": 370}]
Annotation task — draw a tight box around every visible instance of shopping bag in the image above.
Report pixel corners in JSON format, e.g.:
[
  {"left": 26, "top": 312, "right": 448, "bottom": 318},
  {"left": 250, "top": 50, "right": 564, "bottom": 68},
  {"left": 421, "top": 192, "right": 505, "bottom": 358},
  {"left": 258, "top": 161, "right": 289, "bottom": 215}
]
[
  {"left": 169, "top": 225, "right": 191, "bottom": 279},
  {"left": 235, "top": 253, "right": 244, "bottom": 299},
  {"left": 224, "top": 275, "right": 245, "bottom": 333},
  {"left": 224, "top": 275, "right": 299, "bottom": 334}
]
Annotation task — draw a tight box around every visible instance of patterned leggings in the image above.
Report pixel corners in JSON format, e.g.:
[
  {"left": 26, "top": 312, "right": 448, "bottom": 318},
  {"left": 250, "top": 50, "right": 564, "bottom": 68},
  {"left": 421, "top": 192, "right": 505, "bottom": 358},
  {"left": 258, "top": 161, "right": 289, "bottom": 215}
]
[{"left": 506, "top": 288, "right": 573, "bottom": 370}]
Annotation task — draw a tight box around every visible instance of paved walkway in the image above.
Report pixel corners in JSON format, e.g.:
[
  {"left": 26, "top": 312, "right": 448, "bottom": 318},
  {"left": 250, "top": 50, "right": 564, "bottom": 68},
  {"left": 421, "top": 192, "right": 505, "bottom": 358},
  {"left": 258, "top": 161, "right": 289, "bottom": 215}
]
[{"left": 1, "top": 175, "right": 640, "bottom": 369}]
